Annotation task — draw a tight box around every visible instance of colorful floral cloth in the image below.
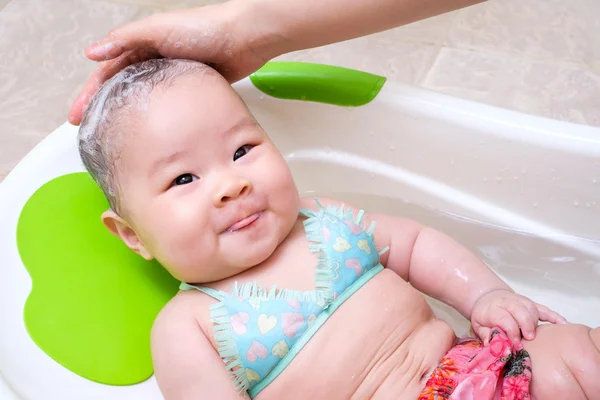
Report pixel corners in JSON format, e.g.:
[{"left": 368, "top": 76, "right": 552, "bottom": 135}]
[{"left": 419, "top": 327, "right": 534, "bottom": 400}]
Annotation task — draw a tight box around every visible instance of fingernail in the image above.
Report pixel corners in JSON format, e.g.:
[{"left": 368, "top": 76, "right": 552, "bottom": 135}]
[
  {"left": 88, "top": 42, "right": 115, "bottom": 57},
  {"left": 68, "top": 108, "right": 79, "bottom": 125}
]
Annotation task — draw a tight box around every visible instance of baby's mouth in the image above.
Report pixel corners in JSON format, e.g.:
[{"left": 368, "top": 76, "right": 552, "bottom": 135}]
[{"left": 226, "top": 212, "right": 263, "bottom": 232}]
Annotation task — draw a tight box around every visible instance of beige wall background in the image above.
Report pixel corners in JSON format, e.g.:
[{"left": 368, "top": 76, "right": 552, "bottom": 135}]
[{"left": 1, "top": 0, "right": 599, "bottom": 181}]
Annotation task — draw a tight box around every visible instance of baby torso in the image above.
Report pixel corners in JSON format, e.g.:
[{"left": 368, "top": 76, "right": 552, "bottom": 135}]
[{"left": 180, "top": 202, "right": 456, "bottom": 399}]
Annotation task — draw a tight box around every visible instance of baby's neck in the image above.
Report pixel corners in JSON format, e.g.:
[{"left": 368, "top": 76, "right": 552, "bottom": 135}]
[{"left": 206, "top": 218, "right": 310, "bottom": 292}]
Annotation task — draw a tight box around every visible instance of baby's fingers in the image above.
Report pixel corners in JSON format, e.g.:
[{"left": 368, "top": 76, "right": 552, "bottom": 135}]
[
  {"left": 495, "top": 310, "right": 522, "bottom": 344},
  {"left": 474, "top": 326, "right": 491, "bottom": 345},
  {"left": 536, "top": 304, "right": 568, "bottom": 325},
  {"left": 508, "top": 302, "right": 538, "bottom": 341}
]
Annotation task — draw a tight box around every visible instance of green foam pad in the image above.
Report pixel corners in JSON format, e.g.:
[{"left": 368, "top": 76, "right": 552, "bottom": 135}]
[{"left": 16, "top": 172, "right": 180, "bottom": 385}]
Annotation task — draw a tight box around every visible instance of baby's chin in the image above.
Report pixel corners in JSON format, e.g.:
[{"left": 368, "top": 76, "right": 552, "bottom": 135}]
[{"left": 228, "top": 242, "right": 278, "bottom": 270}]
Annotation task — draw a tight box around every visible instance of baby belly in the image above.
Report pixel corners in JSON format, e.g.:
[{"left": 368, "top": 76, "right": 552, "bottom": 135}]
[{"left": 258, "top": 269, "right": 456, "bottom": 399}]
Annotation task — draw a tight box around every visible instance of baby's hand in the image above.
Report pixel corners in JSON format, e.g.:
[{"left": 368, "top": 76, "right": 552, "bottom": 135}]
[{"left": 470, "top": 289, "right": 568, "bottom": 344}]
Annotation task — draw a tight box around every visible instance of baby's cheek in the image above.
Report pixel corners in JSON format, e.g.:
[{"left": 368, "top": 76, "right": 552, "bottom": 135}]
[
  {"left": 158, "top": 229, "right": 215, "bottom": 281},
  {"left": 263, "top": 155, "right": 296, "bottom": 193},
  {"left": 149, "top": 209, "right": 208, "bottom": 263}
]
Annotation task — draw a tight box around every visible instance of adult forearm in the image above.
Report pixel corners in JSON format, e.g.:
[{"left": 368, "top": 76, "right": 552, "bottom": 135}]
[{"left": 242, "top": 0, "right": 485, "bottom": 59}]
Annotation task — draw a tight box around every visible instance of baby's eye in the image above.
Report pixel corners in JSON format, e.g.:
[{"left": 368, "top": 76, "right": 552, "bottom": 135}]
[
  {"left": 172, "top": 173, "right": 198, "bottom": 186},
  {"left": 233, "top": 145, "right": 254, "bottom": 161}
]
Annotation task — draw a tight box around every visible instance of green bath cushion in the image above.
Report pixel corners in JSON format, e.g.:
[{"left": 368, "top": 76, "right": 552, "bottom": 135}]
[{"left": 16, "top": 172, "right": 180, "bottom": 385}]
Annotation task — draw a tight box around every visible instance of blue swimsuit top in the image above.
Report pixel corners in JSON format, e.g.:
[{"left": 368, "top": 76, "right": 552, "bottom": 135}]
[{"left": 179, "top": 200, "right": 388, "bottom": 398}]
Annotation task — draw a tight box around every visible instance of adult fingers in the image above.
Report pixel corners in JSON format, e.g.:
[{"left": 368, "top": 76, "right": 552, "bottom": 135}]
[
  {"left": 68, "top": 48, "right": 159, "bottom": 125},
  {"left": 85, "top": 15, "right": 169, "bottom": 62}
]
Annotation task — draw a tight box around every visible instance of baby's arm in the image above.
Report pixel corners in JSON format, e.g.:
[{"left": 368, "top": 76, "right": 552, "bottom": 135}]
[
  {"left": 307, "top": 197, "right": 566, "bottom": 342},
  {"left": 372, "top": 212, "right": 567, "bottom": 342},
  {"left": 151, "top": 292, "right": 246, "bottom": 400},
  {"left": 304, "top": 197, "right": 509, "bottom": 317}
]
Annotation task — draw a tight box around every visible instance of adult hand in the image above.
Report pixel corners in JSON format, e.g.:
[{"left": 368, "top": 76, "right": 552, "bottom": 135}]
[{"left": 68, "top": 1, "right": 280, "bottom": 125}]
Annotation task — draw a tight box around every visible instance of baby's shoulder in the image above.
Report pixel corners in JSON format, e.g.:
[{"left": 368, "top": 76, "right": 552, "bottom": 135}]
[{"left": 151, "top": 290, "right": 213, "bottom": 340}]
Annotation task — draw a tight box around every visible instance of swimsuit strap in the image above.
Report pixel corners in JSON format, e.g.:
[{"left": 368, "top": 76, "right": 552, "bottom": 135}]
[{"left": 179, "top": 282, "right": 226, "bottom": 301}]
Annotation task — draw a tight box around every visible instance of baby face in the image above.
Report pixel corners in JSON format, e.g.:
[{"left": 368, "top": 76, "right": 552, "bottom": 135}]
[{"left": 110, "top": 72, "right": 300, "bottom": 283}]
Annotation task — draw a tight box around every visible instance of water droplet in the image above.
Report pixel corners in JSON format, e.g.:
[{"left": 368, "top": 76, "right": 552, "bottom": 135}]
[
  {"left": 521, "top": 167, "right": 527, "bottom": 174},
  {"left": 390, "top": 144, "right": 395, "bottom": 151},
  {"left": 174, "top": 41, "right": 182, "bottom": 48},
  {"left": 513, "top": 176, "right": 518, "bottom": 180},
  {"left": 370, "top": 173, "right": 375, "bottom": 178},
  {"left": 495, "top": 176, "right": 503, "bottom": 182},
  {"left": 259, "top": 94, "right": 265, "bottom": 100},
  {"left": 190, "top": 38, "right": 198, "bottom": 45},
  {"left": 593, "top": 178, "right": 597, "bottom": 184},
  {"left": 440, "top": 259, "right": 445, "bottom": 263},
  {"left": 586, "top": 202, "right": 591, "bottom": 208},
  {"left": 574, "top": 199, "right": 580, "bottom": 207},
  {"left": 552, "top": 176, "right": 558, "bottom": 181},
  {"left": 368, "top": 131, "right": 374, "bottom": 137},
  {"left": 532, "top": 202, "right": 538, "bottom": 207},
  {"left": 450, "top": 159, "right": 455, "bottom": 165},
  {"left": 593, "top": 201, "right": 597, "bottom": 206},
  {"left": 483, "top": 177, "right": 488, "bottom": 182}
]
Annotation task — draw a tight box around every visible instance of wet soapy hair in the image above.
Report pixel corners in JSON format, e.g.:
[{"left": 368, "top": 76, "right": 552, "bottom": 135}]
[{"left": 78, "top": 58, "right": 214, "bottom": 214}]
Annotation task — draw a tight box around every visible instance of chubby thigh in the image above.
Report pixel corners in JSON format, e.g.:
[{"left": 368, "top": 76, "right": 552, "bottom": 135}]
[
  {"left": 522, "top": 323, "right": 600, "bottom": 399},
  {"left": 258, "top": 270, "right": 456, "bottom": 400}
]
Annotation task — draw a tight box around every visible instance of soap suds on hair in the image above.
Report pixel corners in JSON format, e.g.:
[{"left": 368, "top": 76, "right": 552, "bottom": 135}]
[{"left": 78, "top": 58, "right": 214, "bottom": 214}]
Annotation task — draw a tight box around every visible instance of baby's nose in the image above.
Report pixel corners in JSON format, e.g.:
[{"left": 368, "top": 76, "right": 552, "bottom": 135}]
[{"left": 213, "top": 175, "right": 252, "bottom": 207}]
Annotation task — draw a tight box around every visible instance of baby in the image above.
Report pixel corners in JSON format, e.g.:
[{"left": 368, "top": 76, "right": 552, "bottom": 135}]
[{"left": 78, "top": 59, "right": 600, "bottom": 399}]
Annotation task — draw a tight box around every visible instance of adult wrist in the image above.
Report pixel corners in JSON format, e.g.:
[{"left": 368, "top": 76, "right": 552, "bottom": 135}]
[{"left": 231, "top": 0, "right": 293, "bottom": 62}]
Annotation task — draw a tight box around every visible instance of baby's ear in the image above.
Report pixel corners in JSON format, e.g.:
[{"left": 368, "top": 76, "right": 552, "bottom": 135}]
[{"left": 101, "top": 209, "right": 154, "bottom": 260}]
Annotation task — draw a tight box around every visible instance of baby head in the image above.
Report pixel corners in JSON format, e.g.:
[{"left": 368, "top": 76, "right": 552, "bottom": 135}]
[{"left": 78, "top": 58, "right": 300, "bottom": 283}]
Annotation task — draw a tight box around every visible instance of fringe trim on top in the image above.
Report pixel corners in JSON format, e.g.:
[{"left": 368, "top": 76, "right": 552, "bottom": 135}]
[
  {"left": 300, "top": 198, "right": 389, "bottom": 306},
  {"left": 209, "top": 301, "right": 249, "bottom": 393},
  {"left": 232, "top": 281, "right": 323, "bottom": 304}
]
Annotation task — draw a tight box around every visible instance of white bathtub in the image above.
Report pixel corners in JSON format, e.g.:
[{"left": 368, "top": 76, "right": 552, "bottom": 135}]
[{"left": 1, "top": 62, "right": 598, "bottom": 399}]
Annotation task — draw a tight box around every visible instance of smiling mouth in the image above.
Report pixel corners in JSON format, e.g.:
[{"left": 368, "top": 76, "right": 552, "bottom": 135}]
[{"left": 226, "top": 212, "right": 263, "bottom": 232}]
